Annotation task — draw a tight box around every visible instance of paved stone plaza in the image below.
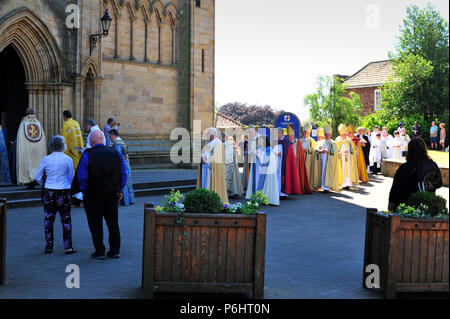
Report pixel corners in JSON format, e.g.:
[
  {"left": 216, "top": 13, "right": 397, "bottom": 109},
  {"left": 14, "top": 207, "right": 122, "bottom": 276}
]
[{"left": 0, "top": 172, "right": 448, "bottom": 299}]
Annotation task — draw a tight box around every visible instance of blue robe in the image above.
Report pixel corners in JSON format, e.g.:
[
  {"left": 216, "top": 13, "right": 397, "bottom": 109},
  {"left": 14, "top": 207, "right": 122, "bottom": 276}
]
[
  {"left": 257, "top": 147, "right": 280, "bottom": 206},
  {"left": 112, "top": 138, "right": 135, "bottom": 206},
  {"left": 0, "top": 127, "right": 11, "bottom": 184},
  {"left": 245, "top": 146, "right": 262, "bottom": 199}
]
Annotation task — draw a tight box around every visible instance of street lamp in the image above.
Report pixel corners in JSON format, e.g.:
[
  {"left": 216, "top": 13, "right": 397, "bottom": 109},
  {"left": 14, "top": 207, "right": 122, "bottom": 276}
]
[{"left": 90, "top": 9, "right": 113, "bottom": 56}]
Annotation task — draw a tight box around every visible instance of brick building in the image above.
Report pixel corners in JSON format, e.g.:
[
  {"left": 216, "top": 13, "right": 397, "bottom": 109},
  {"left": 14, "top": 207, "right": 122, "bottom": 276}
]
[
  {"left": 339, "top": 60, "right": 393, "bottom": 115},
  {"left": 0, "top": 0, "right": 214, "bottom": 166}
]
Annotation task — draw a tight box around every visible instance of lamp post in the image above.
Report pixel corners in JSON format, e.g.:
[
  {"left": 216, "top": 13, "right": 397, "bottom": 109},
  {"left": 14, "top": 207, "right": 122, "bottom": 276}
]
[{"left": 90, "top": 9, "right": 113, "bottom": 56}]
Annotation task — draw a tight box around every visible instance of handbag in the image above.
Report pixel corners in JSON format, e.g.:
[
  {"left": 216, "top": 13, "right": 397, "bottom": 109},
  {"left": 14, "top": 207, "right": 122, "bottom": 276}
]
[{"left": 414, "top": 161, "right": 442, "bottom": 193}]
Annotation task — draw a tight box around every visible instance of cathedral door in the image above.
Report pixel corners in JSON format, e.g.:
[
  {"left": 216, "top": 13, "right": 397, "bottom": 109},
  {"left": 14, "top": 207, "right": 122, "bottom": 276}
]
[{"left": 0, "top": 45, "right": 28, "bottom": 148}]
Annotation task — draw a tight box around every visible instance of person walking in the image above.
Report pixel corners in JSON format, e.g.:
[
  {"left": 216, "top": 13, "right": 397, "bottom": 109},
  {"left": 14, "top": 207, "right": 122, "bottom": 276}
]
[
  {"left": 430, "top": 121, "right": 439, "bottom": 150},
  {"left": 0, "top": 125, "right": 11, "bottom": 184},
  {"left": 84, "top": 119, "right": 104, "bottom": 150},
  {"left": 75, "top": 130, "right": 127, "bottom": 260},
  {"left": 16, "top": 107, "right": 47, "bottom": 189},
  {"left": 35, "top": 136, "right": 77, "bottom": 255},
  {"left": 61, "top": 110, "right": 84, "bottom": 171},
  {"left": 109, "top": 129, "right": 135, "bottom": 206},
  {"left": 412, "top": 121, "right": 421, "bottom": 138},
  {"left": 439, "top": 123, "right": 446, "bottom": 151},
  {"left": 104, "top": 118, "right": 119, "bottom": 148}
]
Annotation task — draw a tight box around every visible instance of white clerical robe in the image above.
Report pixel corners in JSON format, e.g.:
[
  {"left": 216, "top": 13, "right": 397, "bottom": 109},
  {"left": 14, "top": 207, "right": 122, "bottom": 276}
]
[
  {"left": 338, "top": 139, "right": 353, "bottom": 188},
  {"left": 85, "top": 125, "right": 105, "bottom": 150},
  {"left": 16, "top": 115, "right": 47, "bottom": 185},
  {"left": 391, "top": 138, "right": 402, "bottom": 159},
  {"left": 318, "top": 140, "right": 330, "bottom": 191},
  {"left": 384, "top": 135, "right": 393, "bottom": 158},
  {"left": 369, "top": 138, "right": 383, "bottom": 168},
  {"left": 198, "top": 138, "right": 228, "bottom": 203},
  {"left": 257, "top": 147, "right": 280, "bottom": 206},
  {"left": 245, "top": 136, "right": 261, "bottom": 199},
  {"left": 273, "top": 143, "right": 285, "bottom": 197},
  {"left": 201, "top": 138, "right": 221, "bottom": 189},
  {"left": 400, "top": 134, "right": 410, "bottom": 153},
  {"left": 224, "top": 140, "right": 243, "bottom": 197}
]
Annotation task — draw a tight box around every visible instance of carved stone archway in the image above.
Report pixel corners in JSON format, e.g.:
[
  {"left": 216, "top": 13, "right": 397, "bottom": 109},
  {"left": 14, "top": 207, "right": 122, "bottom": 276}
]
[
  {"left": 72, "top": 58, "right": 103, "bottom": 129},
  {"left": 0, "top": 8, "right": 65, "bottom": 139}
]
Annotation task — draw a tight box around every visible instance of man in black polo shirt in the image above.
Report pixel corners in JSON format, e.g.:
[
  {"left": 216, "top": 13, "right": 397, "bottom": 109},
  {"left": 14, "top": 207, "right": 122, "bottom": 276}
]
[
  {"left": 76, "top": 130, "right": 127, "bottom": 259},
  {"left": 412, "top": 121, "right": 422, "bottom": 138}
]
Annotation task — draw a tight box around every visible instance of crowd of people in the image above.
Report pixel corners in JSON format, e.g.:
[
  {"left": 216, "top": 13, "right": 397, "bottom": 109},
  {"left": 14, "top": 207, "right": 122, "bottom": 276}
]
[
  {"left": 0, "top": 108, "right": 134, "bottom": 258},
  {"left": 199, "top": 123, "right": 367, "bottom": 207},
  {"left": 198, "top": 120, "right": 447, "bottom": 208}
]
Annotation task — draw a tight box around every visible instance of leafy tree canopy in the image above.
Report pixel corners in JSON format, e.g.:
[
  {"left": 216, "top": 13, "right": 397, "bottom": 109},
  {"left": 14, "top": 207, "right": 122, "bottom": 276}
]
[
  {"left": 218, "top": 102, "right": 285, "bottom": 126},
  {"left": 304, "top": 75, "right": 363, "bottom": 137},
  {"left": 383, "top": 4, "right": 449, "bottom": 124}
]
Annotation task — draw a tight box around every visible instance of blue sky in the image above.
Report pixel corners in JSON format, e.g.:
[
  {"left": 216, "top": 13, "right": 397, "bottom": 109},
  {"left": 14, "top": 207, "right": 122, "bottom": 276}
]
[{"left": 215, "top": 0, "right": 449, "bottom": 121}]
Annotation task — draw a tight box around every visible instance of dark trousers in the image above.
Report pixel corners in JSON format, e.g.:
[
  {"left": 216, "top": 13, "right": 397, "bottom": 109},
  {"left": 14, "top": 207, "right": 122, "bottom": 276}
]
[
  {"left": 43, "top": 189, "right": 73, "bottom": 250},
  {"left": 83, "top": 193, "right": 120, "bottom": 255},
  {"left": 370, "top": 163, "right": 381, "bottom": 174}
]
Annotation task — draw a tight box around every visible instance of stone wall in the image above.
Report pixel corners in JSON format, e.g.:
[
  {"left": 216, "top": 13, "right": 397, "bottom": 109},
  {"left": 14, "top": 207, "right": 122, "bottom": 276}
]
[
  {"left": 190, "top": 0, "right": 215, "bottom": 133},
  {"left": 101, "top": 59, "right": 179, "bottom": 135},
  {"left": 0, "top": 0, "right": 215, "bottom": 164},
  {"left": 382, "top": 158, "right": 449, "bottom": 187}
]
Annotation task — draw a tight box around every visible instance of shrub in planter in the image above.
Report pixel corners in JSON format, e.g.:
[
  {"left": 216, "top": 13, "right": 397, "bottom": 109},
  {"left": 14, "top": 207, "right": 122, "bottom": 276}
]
[
  {"left": 406, "top": 191, "right": 449, "bottom": 218},
  {"left": 364, "top": 192, "right": 449, "bottom": 298},
  {"left": 183, "top": 188, "right": 223, "bottom": 214}
]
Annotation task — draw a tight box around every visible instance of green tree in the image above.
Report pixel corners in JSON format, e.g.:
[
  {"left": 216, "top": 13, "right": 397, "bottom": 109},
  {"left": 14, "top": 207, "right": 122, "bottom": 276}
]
[
  {"left": 304, "top": 75, "right": 362, "bottom": 137},
  {"left": 382, "top": 54, "right": 434, "bottom": 116},
  {"left": 383, "top": 4, "right": 449, "bottom": 125}
]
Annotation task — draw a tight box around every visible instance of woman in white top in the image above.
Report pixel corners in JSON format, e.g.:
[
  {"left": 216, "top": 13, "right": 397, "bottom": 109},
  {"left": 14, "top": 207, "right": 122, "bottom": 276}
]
[
  {"left": 35, "top": 136, "right": 76, "bottom": 255},
  {"left": 439, "top": 123, "right": 446, "bottom": 151}
]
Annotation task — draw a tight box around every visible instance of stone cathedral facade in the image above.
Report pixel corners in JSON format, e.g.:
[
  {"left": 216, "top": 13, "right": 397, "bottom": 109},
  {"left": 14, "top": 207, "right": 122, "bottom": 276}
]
[{"left": 0, "top": 0, "right": 214, "bottom": 166}]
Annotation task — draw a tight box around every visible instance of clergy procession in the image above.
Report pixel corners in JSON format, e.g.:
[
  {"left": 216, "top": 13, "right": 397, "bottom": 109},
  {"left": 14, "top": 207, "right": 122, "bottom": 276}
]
[
  {"left": 196, "top": 121, "right": 385, "bottom": 205},
  {"left": 0, "top": 106, "right": 433, "bottom": 260}
]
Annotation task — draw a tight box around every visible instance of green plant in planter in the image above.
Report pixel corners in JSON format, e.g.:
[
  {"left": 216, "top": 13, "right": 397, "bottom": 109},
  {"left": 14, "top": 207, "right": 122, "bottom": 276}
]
[
  {"left": 155, "top": 189, "right": 185, "bottom": 213},
  {"left": 394, "top": 203, "right": 425, "bottom": 218},
  {"left": 406, "top": 191, "right": 449, "bottom": 218},
  {"left": 385, "top": 192, "right": 449, "bottom": 219},
  {"left": 183, "top": 189, "right": 224, "bottom": 214},
  {"left": 241, "top": 201, "right": 259, "bottom": 215},
  {"left": 251, "top": 191, "right": 270, "bottom": 206}
]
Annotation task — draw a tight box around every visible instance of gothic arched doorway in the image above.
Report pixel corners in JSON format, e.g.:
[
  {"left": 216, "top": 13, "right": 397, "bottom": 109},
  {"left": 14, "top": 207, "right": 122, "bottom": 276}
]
[{"left": 0, "top": 45, "right": 28, "bottom": 148}]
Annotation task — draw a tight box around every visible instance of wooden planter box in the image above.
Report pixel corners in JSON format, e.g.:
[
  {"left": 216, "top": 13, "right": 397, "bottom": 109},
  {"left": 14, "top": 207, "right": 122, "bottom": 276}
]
[
  {"left": 0, "top": 198, "right": 6, "bottom": 285},
  {"left": 363, "top": 208, "right": 449, "bottom": 298},
  {"left": 142, "top": 203, "right": 267, "bottom": 299}
]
